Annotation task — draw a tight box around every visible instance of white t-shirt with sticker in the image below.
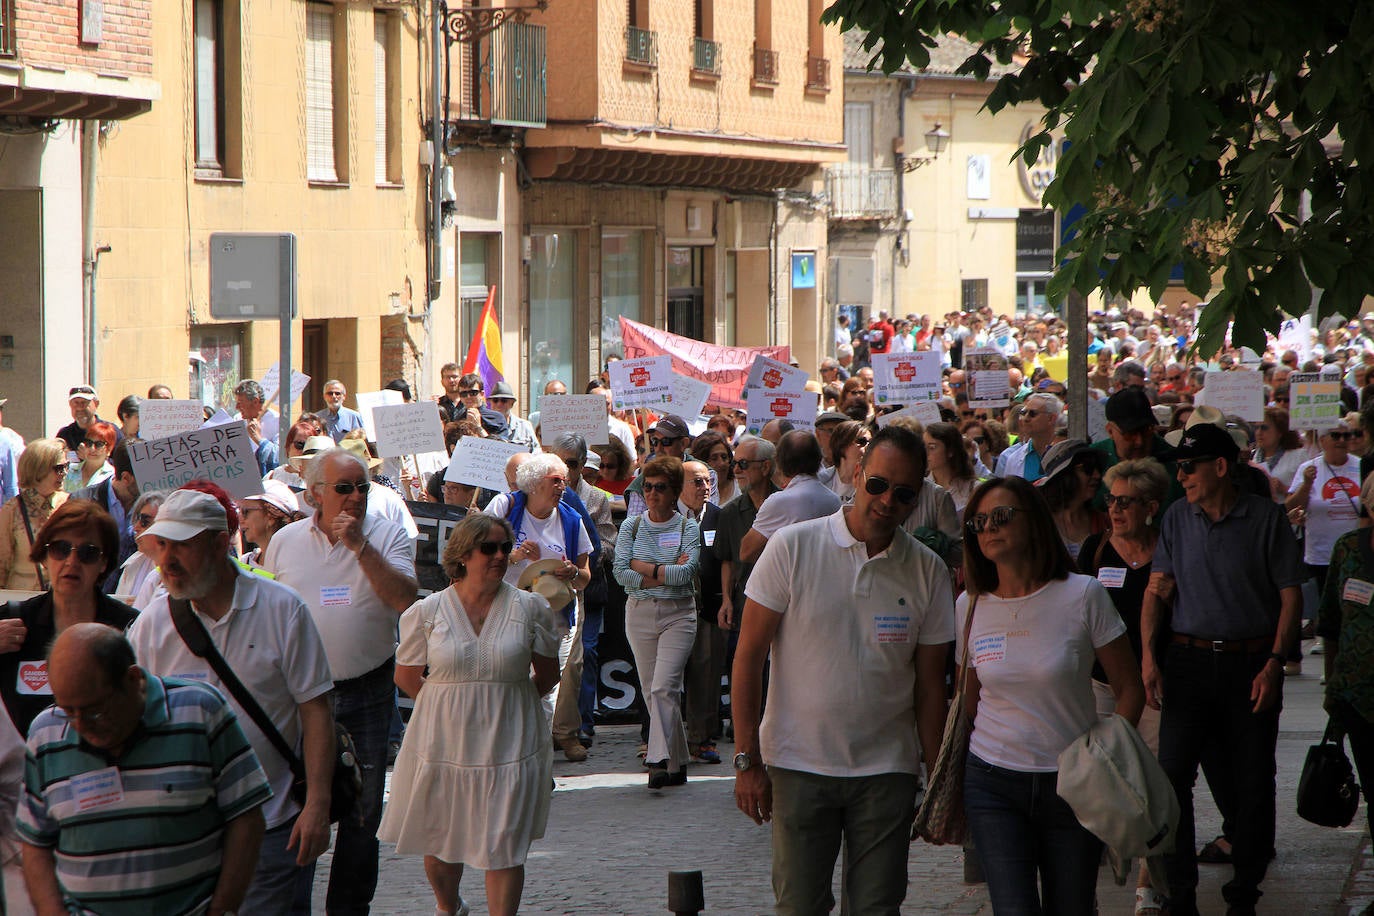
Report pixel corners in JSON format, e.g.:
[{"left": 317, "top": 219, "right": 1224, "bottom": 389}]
[
  {"left": 1289, "top": 455, "right": 1362, "bottom": 565},
  {"left": 485, "top": 493, "right": 594, "bottom": 588},
  {"left": 957, "top": 573, "right": 1126, "bottom": 772}
]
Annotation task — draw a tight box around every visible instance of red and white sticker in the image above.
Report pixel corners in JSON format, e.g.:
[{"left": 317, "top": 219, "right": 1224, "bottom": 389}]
[{"left": 16, "top": 661, "right": 50, "bottom": 696}]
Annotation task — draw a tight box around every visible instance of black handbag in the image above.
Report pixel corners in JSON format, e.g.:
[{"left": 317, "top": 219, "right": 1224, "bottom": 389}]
[
  {"left": 168, "top": 598, "right": 364, "bottom": 825},
  {"left": 1297, "top": 721, "right": 1361, "bottom": 828}
]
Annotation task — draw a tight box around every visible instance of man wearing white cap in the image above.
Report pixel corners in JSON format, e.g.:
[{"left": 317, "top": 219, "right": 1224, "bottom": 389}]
[
  {"left": 54, "top": 385, "right": 121, "bottom": 452},
  {"left": 127, "top": 484, "right": 336, "bottom": 916}
]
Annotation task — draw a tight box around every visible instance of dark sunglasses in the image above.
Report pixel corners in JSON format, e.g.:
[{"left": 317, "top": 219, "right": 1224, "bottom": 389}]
[
  {"left": 965, "top": 505, "right": 1021, "bottom": 534},
  {"left": 854, "top": 436, "right": 872, "bottom": 449},
  {"left": 968, "top": 435, "right": 988, "bottom": 445},
  {"left": 51, "top": 463, "right": 68, "bottom": 475},
  {"left": 1176, "top": 457, "right": 1215, "bottom": 475},
  {"left": 1104, "top": 494, "right": 1145, "bottom": 510},
  {"left": 477, "top": 539, "right": 514, "bottom": 556},
  {"left": 46, "top": 540, "right": 104, "bottom": 564},
  {"left": 81, "top": 439, "right": 107, "bottom": 449},
  {"left": 1328, "top": 431, "right": 1353, "bottom": 441},
  {"left": 649, "top": 436, "right": 682, "bottom": 448},
  {"left": 1021, "top": 408, "right": 1045, "bottom": 419},
  {"left": 863, "top": 474, "right": 918, "bottom": 505},
  {"left": 458, "top": 388, "right": 482, "bottom": 397},
  {"left": 732, "top": 458, "right": 762, "bottom": 470},
  {"left": 643, "top": 481, "right": 672, "bottom": 493},
  {"left": 330, "top": 481, "right": 371, "bottom": 495}
]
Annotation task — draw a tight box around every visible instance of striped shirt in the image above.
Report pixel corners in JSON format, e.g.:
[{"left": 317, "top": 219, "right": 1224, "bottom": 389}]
[
  {"left": 613, "top": 511, "right": 701, "bottom": 600},
  {"left": 17, "top": 674, "right": 272, "bottom": 916}
]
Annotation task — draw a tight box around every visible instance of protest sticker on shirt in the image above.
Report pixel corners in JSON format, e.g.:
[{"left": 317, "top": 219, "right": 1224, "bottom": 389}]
[
  {"left": 72, "top": 767, "right": 125, "bottom": 812},
  {"left": 321, "top": 585, "right": 352, "bottom": 607},
  {"left": 871, "top": 352, "right": 941, "bottom": 406},
  {"left": 745, "top": 389, "right": 817, "bottom": 436},
  {"left": 873, "top": 614, "right": 912, "bottom": 644},
  {"left": 1343, "top": 578, "right": 1374, "bottom": 606},
  {"left": 608, "top": 356, "right": 673, "bottom": 411},
  {"left": 15, "top": 660, "right": 49, "bottom": 696},
  {"left": 657, "top": 531, "right": 681, "bottom": 553},
  {"left": 1097, "top": 567, "right": 1128, "bottom": 589},
  {"left": 744, "top": 355, "right": 809, "bottom": 395},
  {"left": 972, "top": 632, "right": 1007, "bottom": 665}
]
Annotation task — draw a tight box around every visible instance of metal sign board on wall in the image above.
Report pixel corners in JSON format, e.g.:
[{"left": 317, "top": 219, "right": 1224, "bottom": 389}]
[{"left": 208, "top": 233, "right": 298, "bottom": 320}]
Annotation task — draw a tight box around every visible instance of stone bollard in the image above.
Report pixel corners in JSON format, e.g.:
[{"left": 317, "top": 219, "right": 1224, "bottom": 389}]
[{"left": 668, "top": 868, "right": 705, "bottom": 915}]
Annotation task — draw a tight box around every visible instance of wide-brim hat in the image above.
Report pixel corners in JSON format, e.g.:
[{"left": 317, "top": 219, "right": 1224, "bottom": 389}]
[
  {"left": 1035, "top": 439, "right": 1107, "bottom": 488},
  {"left": 339, "top": 436, "right": 383, "bottom": 469},
  {"left": 516, "top": 558, "right": 576, "bottom": 610},
  {"left": 239, "top": 479, "right": 300, "bottom": 517},
  {"left": 289, "top": 435, "right": 337, "bottom": 471}
]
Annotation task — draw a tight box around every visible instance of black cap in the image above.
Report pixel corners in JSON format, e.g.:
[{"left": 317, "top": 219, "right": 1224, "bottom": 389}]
[
  {"left": 1104, "top": 388, "right": 1156, "bottom": 433},
  {"left": 648, "top": 414, "right": 691, "bottom": 439},
  {"left": 479, "top": 407, "right": 508, "bottom": 436},
  {"left": 1170, "top": 423, "right": 1239, "bottom": 464}
]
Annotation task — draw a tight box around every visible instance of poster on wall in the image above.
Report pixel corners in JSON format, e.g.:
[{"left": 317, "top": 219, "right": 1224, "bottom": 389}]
[{"left": 791, "top": 253, "right": 817, "bottom": 290}]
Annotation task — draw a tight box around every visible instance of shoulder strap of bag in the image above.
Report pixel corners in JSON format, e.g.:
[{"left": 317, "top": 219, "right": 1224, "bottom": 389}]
[
  {"left": 957, "top": 594, "right": 979, "bottom": 679},
  {"left": 16, "top": 497, "right": 48, "bottom": 590},
  {"left": 168, "top": 597, "right": 306, "bottom": 781}
]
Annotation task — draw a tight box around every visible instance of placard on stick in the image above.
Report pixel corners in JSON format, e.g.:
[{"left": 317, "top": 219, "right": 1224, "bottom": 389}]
[
  {"left": 355, "top": 389, "right": 405, "bottom": 441},
  {"left": 744, "top": 355, "right": 809, "bottom": 394},
  {"left": 140, "top": 400, "right": 206, "bottom": 440},
  {"left": 539, "top": 395, "right": 610, "bottom": 445},
  {"left": 670, "top": 373, "right": 713, "bottom": 419},
  {"left": 128, "top": 420, "right": 264, "bottom": 501},
  {"left": 871, "top": 352, "right": 941, "bottom": 406},
  {"left": 1289, "top": 373, "right": 1344, "bottom": 431},
  {"left": 1200, "top": 370, "right": 1264, "bottom": 422},
  {"left": 372, "top": 402, "right": 446, "bottom": 458},
  {"left": 445, "top": 437, "right": 525, "bottom": 492},
  {"left": 608, "top": 356, "right": 673, "bottom": 411},
  {"left": 877, "top": 401, "right": 942, "bottom": 428},
  {"left": 745, "top": 390, "right": 817, "bottom": 436}
]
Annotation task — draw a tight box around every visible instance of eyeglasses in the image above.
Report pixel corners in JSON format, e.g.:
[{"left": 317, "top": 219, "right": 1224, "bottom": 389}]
[
  {"left": 544, "top": 476, "right": 567, "bottom": 487},
  {"left": 1021, "top": 409, "right": 1045, "bottom": 419},
  {"left": 643, "top": 481, "right": 672, "bottom": 493},
  {"left": 134, "top": 512, "right": 156, "bottom": 528},
  {"left": 732, "top": 458, "right": 762, "bottom": 470},
  {"left": 854, "top": 436, "right": 872, "bottom": 449},
  {"left": 968, "top": 435, "right": 988, "bottom": 445},
  {"left": 458, "top": 389, "right": 482, "bottom": 397},
  {"left": 477, "top": 539, "right": 514, "bottom": 556},
  {"left": 81, "top": 439, "right": 107, "bottom": 450},
  {"left": 51, "top": 463, "right": 68, "bottom": 475},
  {"left": 1327, "top": 431, "right": 1353, "bottom": 441},
  {"left": 1104, "top": 495, "right": 1145, "bottom": 510},
  {"left": 1176, "top": 458, "right": 1215, "bottom": 475},
  {"left": 45, "top": 540, "right": 104, "bottom": 564},
  {"left": 649, "top": 436, "right": 681, "bottom": 448},
  {"left": 965, "top": 505, "right": 1021, "bottom": 534},
  {"left": 329, "top": 481, "right": 371, "bottom": 495},
  {"left": 862, "top": 474, "right": 918, "bottom": 505},
  {"left": 52, "top": 694, "right": 119, "bottom": 723},
  {"left": 289, "top": 440, "right": 306, "bottom": 452}
]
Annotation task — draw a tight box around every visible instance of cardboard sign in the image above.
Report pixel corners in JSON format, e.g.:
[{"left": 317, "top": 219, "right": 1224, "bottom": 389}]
[
  {"left": 139, "top": 400, "right": 206, "bottom": 440},
  {"left": 877, "top": 400, "right": 943, "bottom": 428},
  {"left": 965, "top": 348, "right": 1010, "bottom": 408},
  {"left": 129, "top": 420, "right": 265, "bottom": 500},
  {"left": 744, "top": 355, "right": 809, "bottom": 395},
  {"left": 539, "top": 395, "right": 610, "bottom": 445},
  {"left": 670, "top": 373, "right": 713, "bottom": 419},
  {"left": 1289, "top": 372, "right": 1345, "bottom": 431},
  {"left": 745, "top": 390, "right": 817, "bottom": 436},
  {"left": 354, "top": 389, "right": 405, "bottom": 441},
  {"left": 371, "top": 402, "right": 446, "bottom": 457},
  {"left": 260, "top": 363, "right": 311, "bottom": 406},
  {"left": 608, "top": 356, "right": 673, "bottom": 411},
  {"left": 446, "top": 437, "right": 525, "bottom": 492},
  {"left": 871, "top": 352, "right": 942, "bottom": 406},
  {"left": 1201, "top": 370, "right": 1263, "bottom": 422}
]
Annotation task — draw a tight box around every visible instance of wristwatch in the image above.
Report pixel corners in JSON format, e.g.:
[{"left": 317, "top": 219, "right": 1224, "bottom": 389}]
[{"left": 733, "top": 751, "right": 755, "bottom": 772}]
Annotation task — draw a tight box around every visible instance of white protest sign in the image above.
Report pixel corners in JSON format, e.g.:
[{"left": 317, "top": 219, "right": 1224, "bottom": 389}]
[
  {"left": 372, "top": 402, "right": 446, "bottom": 457},
  {"left": 259, "top": 364, "right": 311, "bottom": 406},
  {"left": 877, "top": 400, "right": 942, "bottom": 428},
  {"left": 745, "top": 389, "right": 817, "bottom": 436},
  {"left": 965, "top": 348, "right": 1010, "bottom": 408},
  {"left": 539, "top": 395, "right": 610, "bottom": 445},
  {"left": 670, "top": 373, "right": 713, "bottom": 419},
  {"left": 1278, "top": 314, "right": 1313, "bottom": 364},
  {"left": 1202, "top": 370, "right": 1264, "bottom": 421},
  {"left": 608, "top": 356, "right": 673, "bottom": 411},
  {"left": 871, "top": 352, "right": 942, "bottom": 407},
  {"left": 128, "top": 420, "right": 264, "bottom": 501},
  {"left": 744, "top": 355, "right": 809, "bottom": 395},
  {"left": 201, "top": 408, "right": 234, "bottom": 428},
  {"left": 139, "top": 400, "right": 206, "bottom": 440},
  {"left": 1289, "top": 372, "right": 1344, "bottom": 431},
  {"left": 355, "top": 389, "right": 405, "bottom": 441},
  {"left": 446, "top": 437, "right": 525, "bottom": 492}
]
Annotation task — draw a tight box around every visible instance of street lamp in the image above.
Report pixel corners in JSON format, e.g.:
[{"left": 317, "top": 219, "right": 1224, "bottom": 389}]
[{"left": 900, "top": 122, "right": 950, "bottom": 173}]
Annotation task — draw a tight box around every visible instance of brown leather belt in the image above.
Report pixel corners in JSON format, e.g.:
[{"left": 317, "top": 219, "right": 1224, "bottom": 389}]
[{"left": 1170, "top": 634, "right": 1272, "bottom": 654}]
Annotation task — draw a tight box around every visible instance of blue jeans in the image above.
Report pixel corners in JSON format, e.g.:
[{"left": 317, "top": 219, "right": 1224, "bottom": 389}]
[
  {"left": 325, "top": 660, "right": 394, "bottom": 916},
  {"left": 242, "top": 815, "right": 314, "bottom": 916},
  {"left": 578, "top": 602, "right": 603, "bottom": 731},
  {"left": 964, "top": 753, "right": 1102, "bottom": 916}
]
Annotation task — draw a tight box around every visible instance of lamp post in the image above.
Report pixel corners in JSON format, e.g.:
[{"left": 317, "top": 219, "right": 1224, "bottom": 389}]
[{"left": 900, "top": 122, "right": 950, "bottom": 173}]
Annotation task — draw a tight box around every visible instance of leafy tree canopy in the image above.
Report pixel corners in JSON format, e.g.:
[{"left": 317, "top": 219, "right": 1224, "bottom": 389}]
[{"left": 823, "top": 0, "right": 1373, "bottom": 355}]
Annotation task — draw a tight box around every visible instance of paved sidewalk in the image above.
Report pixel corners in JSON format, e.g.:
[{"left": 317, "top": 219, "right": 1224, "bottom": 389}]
[{"left": 314, "top": 650, "right": 1371, "bottom": 914}]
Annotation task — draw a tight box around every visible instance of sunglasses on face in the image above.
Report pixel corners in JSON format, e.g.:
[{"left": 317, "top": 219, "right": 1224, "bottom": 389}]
[
  {"left": 1176, "top": 457, "right": 1215, "bottom": 476},
  {"left": 329, "top": 481, "right": 371, "bottom": 495},
  {"left": 81, "top": 440, "right": 107, "bottom": 450},
  {"left": 1328, "top": 431, "right": 1353, "bottom": 441},
  {"left": 643, "top": 481, "right": 672, "bottom": 494},
  {"left": 544, "top": 476, "right": 567, "bottom": 487},
  {"left": 1104, "top": 494, "right": 1145, "bottom": 510},
  {"left": 649, "top": 436, "right": 681, "bottom": 448},
  {"left": 458, "top": 389, "right": 482, "bottom": 397},
  {"left": 854, "top": 436, "right": 872, "bottom": 449},
  {"left": 965, "top": 505, "right": 1021, "bottom": 534},
  {"left": 732, "top": 458, "right": 761, "bottom": 470},
  {"left": 1021, "top": 409, "right": 1045, "bottom": 419},
  {"left": 968, "top": 435, "right": 988, "bottom": 445},
  {"left": 862, "top": 474, "right": 918, "bottom": 505},
  {"left": 46, "top": 540, "right": 104, "bottom": 564},
  {"left": 51, "top": 463, "right": 68, "bottom": 475},
  {"left": 477, "top": 539, "right": 514, "bottom": 556}
]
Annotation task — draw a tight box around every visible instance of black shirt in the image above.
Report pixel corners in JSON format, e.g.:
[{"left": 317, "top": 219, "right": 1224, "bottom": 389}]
[{"left": 1079, "top": 533, "right": 1150, "bottom": 683}]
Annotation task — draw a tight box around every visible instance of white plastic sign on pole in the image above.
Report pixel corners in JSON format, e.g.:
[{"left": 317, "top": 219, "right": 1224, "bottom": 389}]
[
  {"left": 260, "top": 363, "right": 311, "bottom": 406},
  {"left": 372, "top": 402, "right": 446, "bottom": 458},
  {"left": 355, "top": 389, "right": 406, "bottom": 441},
  {"left": 539, "top": 395, "right": 610, "bottom": 445},
  {"left": 871, "top": 352, "right": 942, "bottom": 406},
  {"left": 1289, "top": 373, "right": 1344, "bottom": 431},
  {"left": 608, "top": 356, "right": 673, "bottom": 411},
  {"left": 446, "top": 437, "right": 525, "bottom": 492},
  {"left": 745, "top": 390, "right": 817, "bottom": 436},
  {"left": 744, "top": 355, "right": 809, "bottom": 395},
  {"left": 877, "top": 400, "right": 942, "bottom": 428},
  {"left": 139, "top": 400, "right": 206, "bottom": 440},
  {"left": 128, "top": 420, "right": 265, "bottom": 501},
  {"left": 965, "top": 348, "right": 1010, "bottom": 408},
  {"left": 670, "top": 373, "right": 713, "bottom": 419},
  {"left": 1202, "top": 370, "right": 1264, "bottom": 422}
]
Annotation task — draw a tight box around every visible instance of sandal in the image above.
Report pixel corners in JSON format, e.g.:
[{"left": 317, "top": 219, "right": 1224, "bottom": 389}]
[
  {"left": 1135, "top": 886, "right": 1165, "bottom": 916},
  {"left": 1197, "top": 836, "right": 1232, "bottom": 864},
  {"left": 694, "top": 742, "right": 721, "bottom": 764}
]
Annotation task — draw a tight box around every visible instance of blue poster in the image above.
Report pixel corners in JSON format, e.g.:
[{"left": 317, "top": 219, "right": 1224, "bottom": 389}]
[{"left": 791, "top": 253, "right": 816, "bottom": 289}]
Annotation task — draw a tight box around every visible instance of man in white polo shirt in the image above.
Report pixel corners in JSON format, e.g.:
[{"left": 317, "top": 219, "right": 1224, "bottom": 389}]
[
  {"left": 127, "top": 484, "right": 335, "bottom": 916},
  {"left": 738, "top": 430, "right": 840, "bottom": 563},
  {"left": 731, "top": 425, "right": 955, "bottom": 914},
  {"left": 262, "top": 447, "right": 417, "bottom": 916}
]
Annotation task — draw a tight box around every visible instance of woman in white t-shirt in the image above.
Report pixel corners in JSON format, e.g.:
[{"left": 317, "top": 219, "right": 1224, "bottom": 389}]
[
  {"left": 1286, "top": 422, "right": 1362, "bottom": 591},
  {"left": 958, "top": 476, "right": 1144, "bottom": 915}
]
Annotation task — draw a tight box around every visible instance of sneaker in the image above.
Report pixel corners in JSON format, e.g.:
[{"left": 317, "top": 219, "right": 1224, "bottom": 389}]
[
  {"left": 558, "top": 736, "right": 588, "bottom": 762},
  {"left": 693, "top": 742, "right": 721, "bottom": 764},
  {"left": 456, "top": 896, "right": 471, "bottom": 916}
]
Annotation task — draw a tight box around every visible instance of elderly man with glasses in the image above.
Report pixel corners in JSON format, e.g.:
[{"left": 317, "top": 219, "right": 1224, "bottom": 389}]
[{"left": 994, "top": 393, "right": 1063, "bottom": 482}]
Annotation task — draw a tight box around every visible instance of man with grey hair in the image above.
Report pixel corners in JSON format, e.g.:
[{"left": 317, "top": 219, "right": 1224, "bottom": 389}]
[
  {"left": 994, "top": 392, "right": 1063, "bottom": 482},
  {"left": 234, "top": 379, "right": 281, "bottom": 474},
  {"left": 320, "top": 378, "right": 365, "bottom": 443},
  {"left": 1113, "top": 359, "right": 1148, "bottom": 391},
  {"left": 261, "top": 447, "right": 417, "bottom": 915}
]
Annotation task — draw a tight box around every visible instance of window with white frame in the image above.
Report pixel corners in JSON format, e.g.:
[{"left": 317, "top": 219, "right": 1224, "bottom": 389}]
[{"left": 306, "top": 3, "right": 339, "bottom": 181}]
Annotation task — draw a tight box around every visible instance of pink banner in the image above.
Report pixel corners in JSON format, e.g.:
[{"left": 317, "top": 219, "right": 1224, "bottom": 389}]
[{"left": 619, "top": 317, "right": 791, "bottom": 412}]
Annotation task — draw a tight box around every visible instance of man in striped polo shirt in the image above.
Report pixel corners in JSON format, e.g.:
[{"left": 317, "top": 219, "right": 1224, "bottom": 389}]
[{"left": 18, "top": 623, "right": 270, "bottom": 916}]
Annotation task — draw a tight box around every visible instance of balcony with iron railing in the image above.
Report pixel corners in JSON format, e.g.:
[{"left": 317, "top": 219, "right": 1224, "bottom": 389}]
[
  {"left": 0, "top": 0, "right": 16, "bottom": 58},
  {"left": 826, "top": 165, "right": 898, "bottom": 220},
  {"left": 806, "top": 55, "right": 830, "bottom": 92},
  {"left": 692, "top": 37, "right": 720, "bottom": 76},
  {"left": 752, "top": 44, "right": 778, "bottom": 86},
  {"left": 625, "top": 25, "right": 657, "bottom": 68},
  {"left": 454, "top": 22, "right": 547, "bottom": 129}
]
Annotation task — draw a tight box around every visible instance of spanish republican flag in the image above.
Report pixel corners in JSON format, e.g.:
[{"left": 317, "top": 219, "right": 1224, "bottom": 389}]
[{"left": 461, "top": 286, "right": 505, "bottom": 393}]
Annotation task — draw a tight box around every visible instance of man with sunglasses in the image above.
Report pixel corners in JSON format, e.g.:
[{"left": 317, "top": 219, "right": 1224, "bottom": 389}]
[
  {"left": 262, "top": 448, "right": 417, "bottom": 916},
  {"left": 731, "top": 425, "right": 954, "bottom": 913},
  {"left": 54, "top": 384, "right": 124, "bottom": 453},
  {"left": 993, "top": 392, "right": 1062, "bottom": 483},
  {"left": 739, "top": 431, "right": 840, "bottom": 565},
  {"left": 320, "top": 379, "right": 366, "bottom": 444},
  {"left": 1140, "top": 424, "right": 1304, "bottom": 916}
]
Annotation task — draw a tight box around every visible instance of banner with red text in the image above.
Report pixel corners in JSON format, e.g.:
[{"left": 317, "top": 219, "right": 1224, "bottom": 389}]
[{"left": 618, "top": 317, "right": 791, "bottom": 411}]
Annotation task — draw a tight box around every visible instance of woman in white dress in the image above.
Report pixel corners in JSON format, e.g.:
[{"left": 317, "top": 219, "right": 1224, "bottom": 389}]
[{"left": 380, "top": 514, "right": 561, "bottom": 916}]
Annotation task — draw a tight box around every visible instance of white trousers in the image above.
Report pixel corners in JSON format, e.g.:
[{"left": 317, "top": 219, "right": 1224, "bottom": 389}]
[{"left": 625, "top": 596, "right": 697, "bottom": 772}]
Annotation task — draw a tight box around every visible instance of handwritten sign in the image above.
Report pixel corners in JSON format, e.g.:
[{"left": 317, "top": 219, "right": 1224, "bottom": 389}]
[
  {"left": 355, "top": 389, "right": 405, "bottom": 441},
  {"left": 1289, "top": 372, "right": 1344, "bottom": 431},
  {"left": 139, "top": 399, "right": 206, "bottom": 440},
  {"left": 871, "top": 352, "right": 941, "bottom": 406},
  {"left": 446, "top": 437, "right": 525, "bottom": 492},
  {"left": 1278, "top": 314, "right": 1313, "bottom": 364},
  {"left": 745, "top": 390, "right": 817, "bottom": 436},
  {"left": 539, "top": 395, "right": 610, "bottom": 445},
  {"left": 260, "top": 363, "right": 311, "bottom": 407},
  {"left": 877, "top": 400, "right": 942, "bottom": 428},
  {"left": 744, "top": 355, "right": 809, "bottom": 395},
  {"left": 1201, "top": 370, "right": 1263, "bottom": 422},
  {"left": 371, "top": 402, "right": 445, "bottom": 457},
  {"left": 965, "top": 348, "right": 1010, "bottom": 408},
  {"left": 620, "top": 316, "right": 790, "bottom": 411},
  {"left": 670, "top": 373, "right": 713, "bottom": 420},
  {"left": 608, "top": 356, "right": 673, "bottom": 411},
  {"left": 128, "top": 420, "right": 264, "bottom": 500}
]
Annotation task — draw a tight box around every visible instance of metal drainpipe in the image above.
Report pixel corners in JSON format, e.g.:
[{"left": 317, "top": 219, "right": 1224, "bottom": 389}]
[
  {"left": 769, "top": 191, "right": 780, "bottom": 346},
  {"left": 81, "top": 120, "right": 101, "bottom": 387},
  {"left": 894, "top": 74, "right": 916, "bottom": 317}
]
